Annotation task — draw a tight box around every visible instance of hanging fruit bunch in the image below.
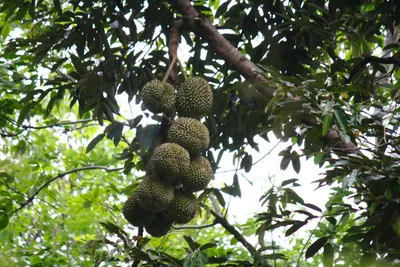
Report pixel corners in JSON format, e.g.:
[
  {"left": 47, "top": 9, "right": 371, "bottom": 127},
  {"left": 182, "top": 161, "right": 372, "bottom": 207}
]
[{"left": 122, "top": 74, "right": 214, "bottom": 237}]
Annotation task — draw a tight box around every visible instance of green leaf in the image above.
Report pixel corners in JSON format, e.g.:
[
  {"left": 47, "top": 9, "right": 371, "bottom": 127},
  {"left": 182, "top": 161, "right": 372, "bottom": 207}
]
[
  {"left": 53, "top": 0, "right": 62, "bottom": 14},
  {"left": 183, "top": 251, "right": 208, "bottom": 267},
  {"left": 305, "top": 237, "right": 328, "bottom": 259},
  {"left": 215, "top": 1, "right": 230, "bottom": 18},
  {"left": 291, "top": 152, "right": 300, "bottom": 174},
  {"left": 199, "top": 242, "right": 216, "bottom": 251},
  {"left": 136, "top": 124, "right": 158, "bottom": 157},
  {"left": 221, "top": 173, "right": 241, "bottom": 198},
  {"left": 86, "top": 134, "right": 105, "bottom": 154},
  {"left": 333, "top": 108, "right": 348, "bottom": 133},
  {"left": 323, "top": 243, "right": 334, "bottom": 267},
  {"left": 323, "top": 100, "right": 333, "bottom": 115},
  {"left": 183, "top": 236, "right": 200, "bottom": 252},
  {"left": 281, "top": 178, "right": 299, "bottom": 187},
  {"left": 17, "top": 102, "right": 33, "bottom": 126},
  {"left": 280, "top": 156, "right": 290, "bottom": 171},
  {"left": 285, "top": 221, "right": 307, "bottom": 237},
  {"left": 130, "top": 247, "right": 153, "bottom": 261},
  {"left": 0, "top": 197, "right": 13, "bottom": 213},
  {"left": 322, "top": 113, "right": 333, "bottom": 136},
  {"left": 2, "top": 23, "right": 11, "bottom": 40},
  {"left": 302, "top": 203, "right": 322, "bottom": 213},
  {"left": 240, "top": 154, "right": 252, "bottom": 173},
  {"left": 70, "top": 54, "right": 86, "bottom": 75},
  {"left": 0, "top": 210, "right": 9, "bottom": 230},
  {"left": 104, "top": 122, "right": 124, "bottom": 146}
]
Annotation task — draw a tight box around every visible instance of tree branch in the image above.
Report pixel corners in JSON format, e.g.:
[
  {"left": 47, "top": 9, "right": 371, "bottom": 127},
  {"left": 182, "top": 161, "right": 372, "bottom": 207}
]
[
  {"left": 172, "top": 222, "right": 217, "bottom": 230},
  {"left": 22, "top": 119, "right": 95, "bottom": 130},
  {"left": 169, "top": 0, "right": 275, "bottom": 98},
  {"left": 348, "top": 55, "right": 400, "bottom": 83},
  {"left": 208, "top": 208, "right": 257, "bottom": 256},
  {"left": 9, "top": 166, "right": 124, "bottom": 216}
]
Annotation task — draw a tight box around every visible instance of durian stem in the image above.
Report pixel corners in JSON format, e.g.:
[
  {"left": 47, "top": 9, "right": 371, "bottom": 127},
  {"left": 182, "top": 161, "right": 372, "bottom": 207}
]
[
  {"left": 177, "top": 57, "right": 188, "bottom": 81},
  {"left": 163, "top": 56, "right": 177, "bottom": 83}
]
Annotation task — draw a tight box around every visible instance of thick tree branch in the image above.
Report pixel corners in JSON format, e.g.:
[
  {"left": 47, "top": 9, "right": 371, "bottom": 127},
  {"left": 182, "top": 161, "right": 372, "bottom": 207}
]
[
  {"left": 168, "top": 20, "right": 185, "bottom": 83},
  {"left": 9, "top": 166, "right": 124, "bottom": 216},
  {"left": 169, "top": 0, "right": 275, "bottom": 98}
]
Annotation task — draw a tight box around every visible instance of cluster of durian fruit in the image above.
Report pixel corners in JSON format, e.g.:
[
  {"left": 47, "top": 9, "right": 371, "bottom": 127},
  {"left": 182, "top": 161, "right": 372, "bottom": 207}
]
[{"left": 122, "top": 77, "right": 214, "bottom": 237}]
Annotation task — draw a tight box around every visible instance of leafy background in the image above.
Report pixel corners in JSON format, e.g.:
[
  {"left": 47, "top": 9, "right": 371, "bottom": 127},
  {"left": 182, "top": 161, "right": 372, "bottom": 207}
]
[{"left": 1, "top": 0, "right": 400, "bottom": 266}]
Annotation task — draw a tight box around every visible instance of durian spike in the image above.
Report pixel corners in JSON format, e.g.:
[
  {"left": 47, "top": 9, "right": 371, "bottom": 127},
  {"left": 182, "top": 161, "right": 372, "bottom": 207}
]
[{"left": 163, "top": 56, "right": 177, "bottom": 83}]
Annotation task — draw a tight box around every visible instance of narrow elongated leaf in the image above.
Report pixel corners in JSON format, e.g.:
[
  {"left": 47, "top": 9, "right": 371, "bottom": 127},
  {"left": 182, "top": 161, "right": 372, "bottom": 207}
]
[
  {"left": 0, "top": 211, "right": 9, "bottom": 230},
  {"left": 302, "top": 203, "right": 322, "bottom": 213},
  {"left": 280, "top": 156, "right": 290, "bottom": 170},
  {"left": 305, "top": 237, "right": 328, "bottom": 259},
  {"left": 322, "top": 113, "right": 333, "bottom": 136},
  {"left": 2, "top": 23, "right": 11, "bottom": 40},
  {"left": 291, "top": 152, "right": 301, "bottom": 174},
  {"left": 323, "top": 243, "right": 334, "bottom": 267},
  {"left": 281, "top": 178, "right": 299, "bottom": 187},
  {"left": 333, "top": 108, "right": 348, "bottom": 132},
  {"left": 199, "top": 242, "right": 216, "bottom": 251},
  {"left": 86, "top": 134, "right": 105, "bottom": 154},
  {"left": 183, "top": 236, "right": 200, "bottom": 252},
  {"left": 53, "top": 0, "right": 62, "bottom": 14},
  {"left": 285, "top": 221, "right": 307, "bottom": 237}
]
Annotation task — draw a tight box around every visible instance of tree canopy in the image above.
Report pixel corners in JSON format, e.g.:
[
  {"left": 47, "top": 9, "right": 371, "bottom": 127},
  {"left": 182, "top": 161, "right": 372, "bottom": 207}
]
[{"left": 1, "top": 0, "right": 400, "bottom": 266}]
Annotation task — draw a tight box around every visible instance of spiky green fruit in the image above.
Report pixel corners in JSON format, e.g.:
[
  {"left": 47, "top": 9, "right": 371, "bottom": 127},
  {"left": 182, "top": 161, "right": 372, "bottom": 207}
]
[
  {"left": 141, "top": 79, "right": 175, "bottom": 114},
  {"left": 151, "top": 143, "right": 190, "bottom": 182},
  {"left": 145, "top": 213, "right": 172, "bottom": 237},
  {"left": 163, "top": 190, "right": 199, "bottom": 224},
  {"left": 167, "top": 117, "right": 210, "bottom": 156},
  {"left": 182, "top": 156, "right": 213, "bottom": 192},
  {"left": 136, "top": 176, "right": 174, "bottom": 212},
  {"left": 176, "top": 77, "right": 213, "bottom": 118},
  {"left": 122, "top": 191, "right": 154, "bottom": 226}
]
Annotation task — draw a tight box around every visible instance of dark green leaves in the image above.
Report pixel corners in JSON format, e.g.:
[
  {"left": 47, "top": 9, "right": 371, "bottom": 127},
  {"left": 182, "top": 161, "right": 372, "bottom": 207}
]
[
  {"left": 306, "top": 237, "right": 328, "bottom": 259},
  {"left": 323, "top": 243, "right": 334, "bottom": 267},
  {"left": 221, "top": 173, "right": 241, "bottom": 198},
  {"left": 104, "top": 122, "right": 124, "bottom": 146},
  {"left": 86, "top": 134, "right": 105, "bottom": 154},
  {"left": 0, "top": 211, "right": 9, "bottom": 230}
]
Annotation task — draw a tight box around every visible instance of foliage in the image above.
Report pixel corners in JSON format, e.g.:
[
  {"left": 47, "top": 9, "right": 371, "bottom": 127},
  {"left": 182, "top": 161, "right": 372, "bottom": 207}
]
[{"left": 2, "top": 0, "right": 400, "bottom": 266}]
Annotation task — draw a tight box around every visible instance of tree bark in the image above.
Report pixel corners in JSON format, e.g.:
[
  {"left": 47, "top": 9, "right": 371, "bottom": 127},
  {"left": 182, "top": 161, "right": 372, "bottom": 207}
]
[{"left": 169, "top": 0, "right": 275, "bottom": 98}]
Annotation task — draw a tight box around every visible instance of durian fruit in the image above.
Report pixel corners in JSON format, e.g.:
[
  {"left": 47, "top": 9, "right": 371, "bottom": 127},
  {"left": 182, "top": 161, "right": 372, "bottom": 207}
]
[
  {"left": 163, "top": 189, "right": 199, "bottom": 224},
  {"left": 167, "top": 117, "right": 210, "bottom": 156},
  {"left": 181, "top": 156, "right": 213, "bottom": 192},
  {"left": 176, "top": 77, "right": 213, "bottom": 118},
  {"left": 144, "top": 213, "right": 172, "bottom": 237},
  {"left": 151, "top": 143, "right": 190, "bottom": 182},
  {"left": 136, "top": 176, "right": 174, "bottom": 212},
  {"left": 141, "top": 79, "right": 175, "bottom": 114},
  {"left": 122, "top": 191, "right": 154, "bottom": 226}
]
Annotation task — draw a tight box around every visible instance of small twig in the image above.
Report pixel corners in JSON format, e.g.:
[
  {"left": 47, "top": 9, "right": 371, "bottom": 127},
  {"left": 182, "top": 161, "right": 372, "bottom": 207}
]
[
  {"left": 172, "top": 222, "right": 216, "bottom": 230},
  {"left": 9, "top": 166, "right": 124, "bottom": 216},
  {"left": 215, "top": 141, "right": 282, "bottom": 174},
  {"left": 22, "top": 119, "right": 95, "bottom": 130}
]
